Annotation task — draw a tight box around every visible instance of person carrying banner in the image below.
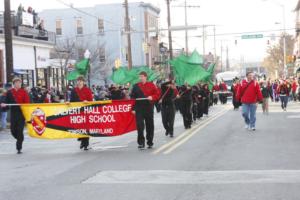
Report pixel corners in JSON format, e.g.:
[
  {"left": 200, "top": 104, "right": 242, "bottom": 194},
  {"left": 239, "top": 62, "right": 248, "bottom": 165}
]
[
  {"left": 130, "top": 71, "right": 160, "bottom": 149},
  {"left": 159, "top": 80, "right": 179, "bottom": 138},
  {"left": 1, "top": 77, "right": 30, "bottom": 154},
  {"left": 69, "top": 76, "right": 93, "bottom": 150}
]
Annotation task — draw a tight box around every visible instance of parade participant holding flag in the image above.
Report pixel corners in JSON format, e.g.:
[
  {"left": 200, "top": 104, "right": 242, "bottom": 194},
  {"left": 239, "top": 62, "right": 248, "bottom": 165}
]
[
  {"left": 1, "top": 77, "right": 30, "bottom": 154},
  {"left": 130, "top": 71, "right": 160, "bottom": 149},
  {"left": 69, "top": 75, "right": 93, "bottom": 150}
]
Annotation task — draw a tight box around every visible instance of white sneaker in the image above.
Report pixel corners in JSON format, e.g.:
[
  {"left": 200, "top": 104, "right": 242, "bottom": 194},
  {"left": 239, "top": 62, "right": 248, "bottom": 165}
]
[
  {"left": 245, "top": 125, "right": 249, "bottom": 129},
  {"left": 251, "top": 127, "right": 256, "bottom": 131}
]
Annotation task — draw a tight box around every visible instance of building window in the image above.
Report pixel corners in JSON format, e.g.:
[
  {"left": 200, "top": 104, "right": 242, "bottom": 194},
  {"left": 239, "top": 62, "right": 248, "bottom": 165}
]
[
  {"left": 98, "top": 19, "right": 104, "bottom": 33},
  {"left": 99, "top": 48, "right": 106, "bottom": 63},
  {"left": 78, "top": 48, "right": 85, "bottom": 59},
  {"left": 56, "top": 20, "right": 62, "bottom": 35},
  {"left": 76, "top": 18, "right": 83, "bottom": 35}
]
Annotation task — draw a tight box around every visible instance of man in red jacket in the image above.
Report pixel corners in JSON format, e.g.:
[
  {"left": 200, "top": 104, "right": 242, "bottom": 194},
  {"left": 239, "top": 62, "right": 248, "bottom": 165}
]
[
  {"left": 130, "top": 71, "right": 160, "bottom": 149},
  {"left": 236, "top": 72, "right": 263, "bottom": 131}
]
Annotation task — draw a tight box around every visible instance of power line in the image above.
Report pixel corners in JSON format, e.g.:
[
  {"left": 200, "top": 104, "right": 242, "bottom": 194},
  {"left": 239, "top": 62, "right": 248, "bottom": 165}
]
[{"left": 55, "top": 0, "right": 123, "bottom": 28}]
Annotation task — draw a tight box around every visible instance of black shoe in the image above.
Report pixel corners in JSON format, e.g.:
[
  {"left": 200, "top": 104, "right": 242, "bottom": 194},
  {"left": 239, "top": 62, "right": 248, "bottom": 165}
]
[
  {"left": 170, "top": 134, "right": 174, "bottom": 138},
  {"left": 138, "top": 144, "right": 145, "bottom": 149},
  {"left": 83, "top": 146, "right": 89, "bottom": 151},
  {"left": 147, "top": 145, "right": 153, "bottom": 149},
  {"left": 80, "top": 144, "right": 84, "bottom": 149},
  {"left": 165, "top": 131, "right": 169, "bottom": 136},
  {"left": 17, "top": 150, "right": 22, "bottom": 154}
]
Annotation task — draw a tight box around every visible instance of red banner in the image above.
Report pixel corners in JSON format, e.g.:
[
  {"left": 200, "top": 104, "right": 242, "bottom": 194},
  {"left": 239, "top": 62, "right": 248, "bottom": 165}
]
[{"left": 22, "top": 100, "right": 137, "bottom": 138}]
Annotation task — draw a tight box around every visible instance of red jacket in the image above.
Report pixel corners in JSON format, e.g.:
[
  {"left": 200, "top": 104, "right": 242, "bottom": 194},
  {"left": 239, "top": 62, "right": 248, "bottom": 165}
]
[
  {"left": 292, "top": 81, "right": 298, "bottom": 92},
  {"left": 135, "top": 82, "right": 160, "bottom": 102},
  {"left": 277, "top": 84, "right": 289, "bottom": 96},
  {"left": 213, "top": 85, "right": 220, "bottom": 92},
  {"left": 236, "top": 79, "right": 263, "bottom": 104},
  {"left": 10, "top": 88, "right": 30, "bottom": 104},
  {"left": 233, "top": 84, "right": 240, "bottom": 94},
  {"left": 219, "top": 83, "right": 227, "bottom": 91},
  {"left": 75, "top": 86, "right": 93, "bottom": 101}
]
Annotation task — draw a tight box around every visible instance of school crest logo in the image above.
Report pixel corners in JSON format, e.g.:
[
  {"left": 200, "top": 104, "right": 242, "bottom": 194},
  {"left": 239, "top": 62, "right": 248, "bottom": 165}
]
[{"left": 31, "top": 108, "right": 46, "bottom": 135}]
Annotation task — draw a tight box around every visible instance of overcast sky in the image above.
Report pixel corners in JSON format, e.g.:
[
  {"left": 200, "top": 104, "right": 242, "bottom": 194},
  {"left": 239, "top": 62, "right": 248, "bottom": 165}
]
[{"left": 1, "top": 0, "right": 298, "bottom": 63}]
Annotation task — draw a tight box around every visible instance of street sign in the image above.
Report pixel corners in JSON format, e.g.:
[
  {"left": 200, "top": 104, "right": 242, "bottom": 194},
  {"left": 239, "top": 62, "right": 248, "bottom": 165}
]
[{"left": 241, "top": 34, "right": 263, "bottom": 39}]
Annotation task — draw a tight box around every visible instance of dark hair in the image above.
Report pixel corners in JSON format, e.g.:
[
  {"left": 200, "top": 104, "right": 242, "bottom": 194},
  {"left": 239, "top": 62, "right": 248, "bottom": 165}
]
[
  {"left": 77, "top": 75, "right": 85, "bottom": 81},
  {"left": 246, "top": 71, "right": 253, "bottom": 76},
  {"left": 139, "top": 71, "right": 148, "bottom": 77}
]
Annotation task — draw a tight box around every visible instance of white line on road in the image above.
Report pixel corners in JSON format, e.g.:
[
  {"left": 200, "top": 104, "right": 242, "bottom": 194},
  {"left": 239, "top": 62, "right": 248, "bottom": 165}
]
[
  {"left": 287, "top": 115, "right": 300, "bottom": 119},
  {"left": 82, "top": 170, "right": 300, "bottom": 184},
  {"left": 152, "top": 107, "right": 230, "bottom": 155},
  {"left": 163, "top": 108, "right": 230, "bottom": 154}
]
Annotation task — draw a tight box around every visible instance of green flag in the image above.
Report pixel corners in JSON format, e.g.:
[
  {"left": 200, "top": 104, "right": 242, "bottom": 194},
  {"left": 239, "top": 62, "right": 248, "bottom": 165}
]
[
  {"left": 188, "top": 50, "right": 203, "bottom": 65},
  {"left": 75, "top": 58, "right": 89, "bottom": 74},
  {"left": 110, "top": 66, "right": 159, "bottom": 85},
  {"left": 67, "top": 70, "right": 81, "bottom": 81},
  {"left": 169, "top": 50, "right": 216, "bottom": 86}
]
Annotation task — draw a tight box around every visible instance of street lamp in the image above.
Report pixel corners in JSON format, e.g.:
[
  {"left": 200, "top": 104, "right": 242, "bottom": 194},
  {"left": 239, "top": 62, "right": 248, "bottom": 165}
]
[
  {"left": 262, "top": 0, "right": 287, "bottom": 78},
  {"left": 84, "top": 49, "right": 91, "bottom": 86}
]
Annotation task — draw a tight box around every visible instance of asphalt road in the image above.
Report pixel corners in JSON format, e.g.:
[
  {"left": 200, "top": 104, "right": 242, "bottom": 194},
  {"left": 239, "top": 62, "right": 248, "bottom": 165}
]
[{"left": 1, "top": 101, "right": 300, "bottom": 200}]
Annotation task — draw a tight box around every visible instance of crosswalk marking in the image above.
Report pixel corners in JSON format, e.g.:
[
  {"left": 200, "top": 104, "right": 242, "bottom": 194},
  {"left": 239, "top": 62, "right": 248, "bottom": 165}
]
[{"left": 83, "top": 170, "right": 300, "bottom": 184}]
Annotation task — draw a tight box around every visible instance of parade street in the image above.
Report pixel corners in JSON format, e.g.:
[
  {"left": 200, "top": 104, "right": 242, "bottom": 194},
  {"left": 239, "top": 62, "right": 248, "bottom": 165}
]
[{"left": 1, "top": 102, "right": 300, "bottom": 200}]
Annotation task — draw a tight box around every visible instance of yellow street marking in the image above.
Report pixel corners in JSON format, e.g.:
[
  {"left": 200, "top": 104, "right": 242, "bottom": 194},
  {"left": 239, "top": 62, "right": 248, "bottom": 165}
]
[
  {"left": 163, "top": 108, "right": 229, "bottom": 154},
  {"left": 153, "top": 107, "right": 229, "bottom": 155}
]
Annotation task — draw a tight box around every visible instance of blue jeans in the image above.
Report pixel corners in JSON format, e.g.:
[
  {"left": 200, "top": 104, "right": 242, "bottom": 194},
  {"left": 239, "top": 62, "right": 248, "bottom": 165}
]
[
  {"left": 242, "top": 103, "right": 257, "bottom": 128},
  {"left": 279, "top": 95, "right": 288, "bottom": 109},
  {"left": 1, "top": 111, "right": 7, "bottom": 129}
]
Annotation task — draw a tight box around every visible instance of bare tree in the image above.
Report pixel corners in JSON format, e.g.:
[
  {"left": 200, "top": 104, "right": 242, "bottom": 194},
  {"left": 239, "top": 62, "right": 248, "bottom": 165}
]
[
  {"left": 53, "top": 35, "right": 114, "bottom": 87},
  {"left": 262, "top": 34, "right": 294, "bottom": 79},
  {"left": 51, "top": 38, "right": 76, "bottom": 90}
]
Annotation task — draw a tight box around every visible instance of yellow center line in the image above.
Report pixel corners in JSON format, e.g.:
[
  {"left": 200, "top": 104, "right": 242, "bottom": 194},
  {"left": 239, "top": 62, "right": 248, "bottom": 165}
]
[
  {"left": 163, "top": 108, "right": 230, "bottom": 154},
  {"left": 152, "top": 107, "right": 230, "bottom": 155}
]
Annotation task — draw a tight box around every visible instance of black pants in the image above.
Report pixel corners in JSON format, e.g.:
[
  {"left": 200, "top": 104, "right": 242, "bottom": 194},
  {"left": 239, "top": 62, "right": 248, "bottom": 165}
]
[
  {"left": 203, "top": 99, "right": 209, "bottom": 115},
  {"left": 181, "top": 102, "right": 192, "bottom": 128},
  {"left": 10, "top": 111, "right": 25, "bottom": 151},
  {"left": 161, "top": 104, "right": 175, "bottom": 135},
  {"left": 192, "top": 103, "right": 198, "bottom": 121},
  {"left": 135, "top": 106, "right": 154, "bottom": 146},
  {"left": 197, "top": 101, "right": 204, "bottom": 118},
  {"left": 79, "top": 138, "right": 89, "bottom": 148}
]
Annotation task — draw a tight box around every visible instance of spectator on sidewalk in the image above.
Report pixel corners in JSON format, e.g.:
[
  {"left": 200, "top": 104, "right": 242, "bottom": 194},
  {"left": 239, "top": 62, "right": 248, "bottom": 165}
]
[{"left": 0, "top": 88, "right": 8, "bottom": 131}]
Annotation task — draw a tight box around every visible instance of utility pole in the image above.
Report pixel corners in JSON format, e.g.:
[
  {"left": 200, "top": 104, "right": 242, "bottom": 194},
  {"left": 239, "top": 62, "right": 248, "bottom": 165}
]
[
  {"left": 226, "top": 46, "right": 229, "bottom": 71},
  {"left": 220, "top": 41, "right": 223, "bottom": 72},
  {"left": 124, "top": 0, "right": 133, "bottom": 69},
  {"left": 173, "top": 2, "right": 200, "bottom": 55},
  {"left": 213, "top": 25, "right": 216, "bottom": 62},
  {"left": 202, "top": 26, "right": 206, "bottom": 57},
  {"left": 184, "top": 0, "right": 188, "bottom": 55},
  {"left": 166, "top": 0, "right": 173, "bottom": 60},
  {"left": 282, "top": 5, "right": 287, "bottom": 77},
  {"left": 4, "top": 0, "right": 13, "bottom": 82}
]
